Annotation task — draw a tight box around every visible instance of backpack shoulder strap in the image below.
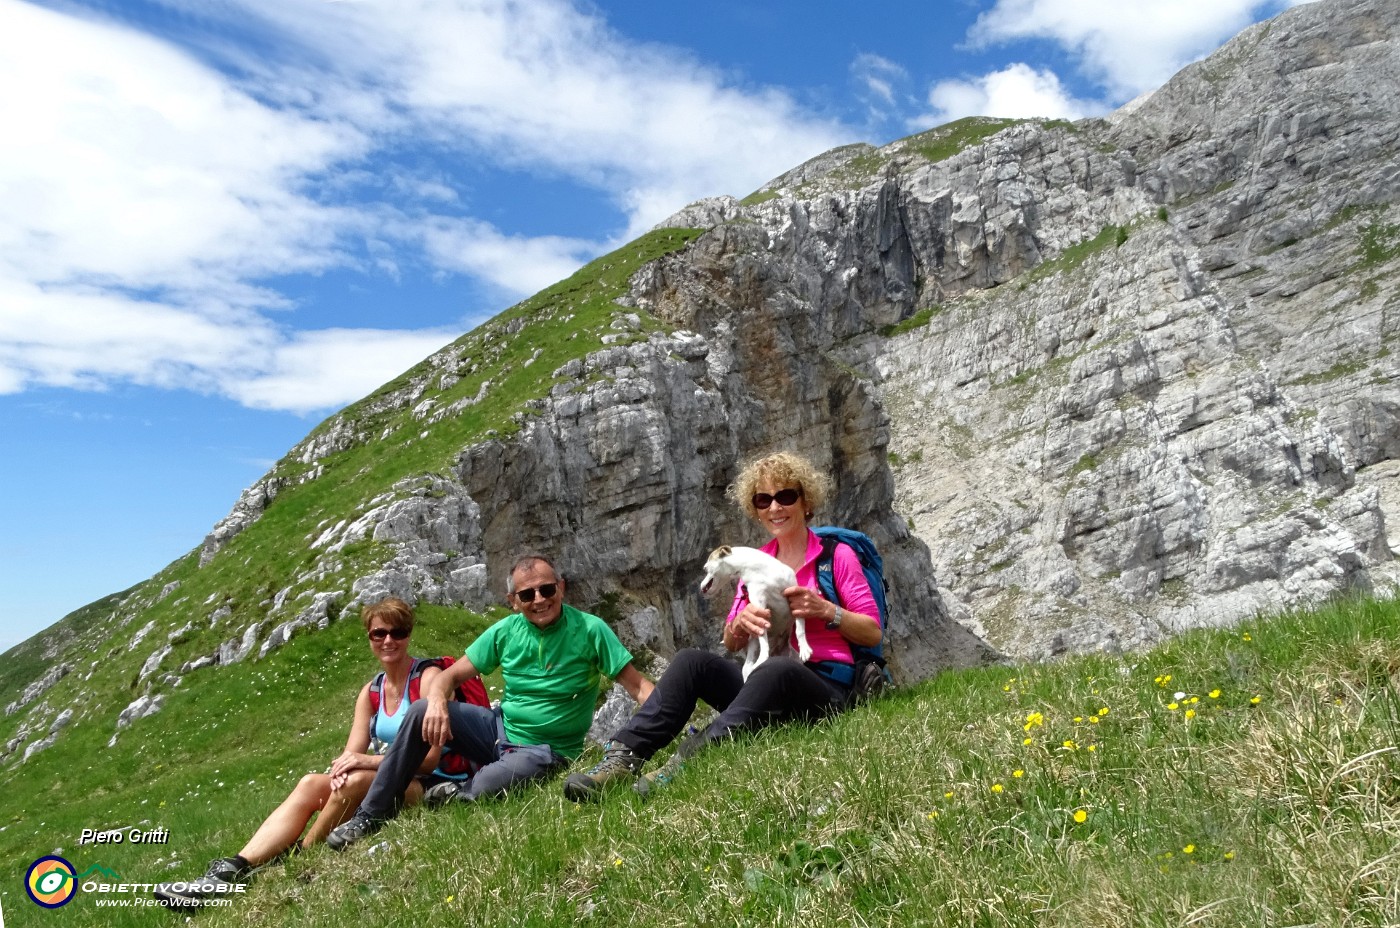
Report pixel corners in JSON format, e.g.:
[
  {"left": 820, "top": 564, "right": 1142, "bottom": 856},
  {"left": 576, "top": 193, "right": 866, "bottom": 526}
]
[
  {"left": 815, "top": 534, "right": 843, "bottom": 607},
  {"left": 367, "top": 670, "right": 387, "bottom": 740},
  {"left": 405, "top": 657, "right": 431, "bottom": 704}
]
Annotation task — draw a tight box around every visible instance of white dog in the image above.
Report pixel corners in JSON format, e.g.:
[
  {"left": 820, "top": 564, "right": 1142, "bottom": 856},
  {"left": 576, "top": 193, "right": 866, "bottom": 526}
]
[{"left": 700, "top": 545, "right": 813, "bottom": 680}]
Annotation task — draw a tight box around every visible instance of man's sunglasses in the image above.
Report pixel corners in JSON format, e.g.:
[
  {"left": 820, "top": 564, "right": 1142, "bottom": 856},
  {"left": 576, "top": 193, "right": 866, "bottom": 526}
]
[
  {"left": 515, "top": 583, "right": 559, "bottom": 603},
  {"left": 368, "top": 627, "right": 410, "bottom": 641},
  {"left": 752, "top": 488, "right": 802, "bottom": 510}
]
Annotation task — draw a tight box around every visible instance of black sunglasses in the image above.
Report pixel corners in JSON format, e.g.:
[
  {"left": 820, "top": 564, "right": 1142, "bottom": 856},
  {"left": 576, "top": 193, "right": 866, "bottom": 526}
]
[
  {"left": 752, "top": 488, "right": 802, "bottom": 510},
  {"left": 368, "top": 627, "right": 410, "bottom": 641},
  {"left": 515, "top": 583, "right": 559, "bottom": 603}
]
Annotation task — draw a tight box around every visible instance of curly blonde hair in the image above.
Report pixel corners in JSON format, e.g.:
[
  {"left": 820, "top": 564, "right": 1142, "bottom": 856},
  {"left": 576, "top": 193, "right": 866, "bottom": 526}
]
[{"left": 728, "top": 451, "right": 833, "bottom": 520}]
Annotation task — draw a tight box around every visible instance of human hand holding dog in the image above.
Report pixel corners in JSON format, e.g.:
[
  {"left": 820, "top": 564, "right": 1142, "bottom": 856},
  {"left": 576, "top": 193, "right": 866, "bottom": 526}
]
[
  {"left": 783, "top": 586, "right": 837, "bottom": 623},
  {"left": 726, "top": 604, "right": 771, "bottom": 649}
]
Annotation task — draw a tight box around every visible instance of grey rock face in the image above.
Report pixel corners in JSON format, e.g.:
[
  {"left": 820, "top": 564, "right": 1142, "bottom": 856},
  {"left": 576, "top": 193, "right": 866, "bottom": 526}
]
[
  {"left": 5, "top": 663, "right": 70, "bottom": 716},
  {"left": 217, "top": 622, "right": 264, "bottom": 666},
  {"left": 872, "top": 0, "right": 1400, "bottom": 658}
]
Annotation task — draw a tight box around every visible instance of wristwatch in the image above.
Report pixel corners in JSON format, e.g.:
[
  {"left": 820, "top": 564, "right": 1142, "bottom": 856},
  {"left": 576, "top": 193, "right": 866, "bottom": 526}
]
[{"left": 825, "top": 606, "right": 842, "bottom": 630}]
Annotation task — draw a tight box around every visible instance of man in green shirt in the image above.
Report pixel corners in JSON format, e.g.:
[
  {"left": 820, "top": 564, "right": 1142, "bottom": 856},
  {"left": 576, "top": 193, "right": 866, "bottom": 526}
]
[{"left": 329, "top": 554, "right": 653, "bottom": 849}]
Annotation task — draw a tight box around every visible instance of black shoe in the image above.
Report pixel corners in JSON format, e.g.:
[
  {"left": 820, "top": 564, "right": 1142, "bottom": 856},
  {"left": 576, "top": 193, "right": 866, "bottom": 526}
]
[
  {"left": 327, "top": 812, "right": 385, "bottom": 851},
  {"left": 153, "top": 856, "right": 246, "bottom": 907},
  {"left": 424, "top": 781, "right": 465, "bottom": 808},
  {"left": 562, "top": 741, "right": 643, "bottom": 802}
]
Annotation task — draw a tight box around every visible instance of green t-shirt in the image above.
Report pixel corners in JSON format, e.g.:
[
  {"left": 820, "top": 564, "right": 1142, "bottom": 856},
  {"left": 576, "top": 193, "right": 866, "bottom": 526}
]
[{"left": 465, "top": 604, "right": 634, "bottom": 760}]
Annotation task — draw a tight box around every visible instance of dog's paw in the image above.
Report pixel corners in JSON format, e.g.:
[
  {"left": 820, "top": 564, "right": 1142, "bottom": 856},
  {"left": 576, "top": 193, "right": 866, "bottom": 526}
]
[{"left": 797, "top": 642, "right": 813, "bottom": 663}]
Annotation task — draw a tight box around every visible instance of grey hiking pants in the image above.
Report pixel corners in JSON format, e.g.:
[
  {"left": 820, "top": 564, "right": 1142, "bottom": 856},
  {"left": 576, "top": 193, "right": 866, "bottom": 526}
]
[{"left": 358, "top": 701, "right": 565, "bottom": 820}]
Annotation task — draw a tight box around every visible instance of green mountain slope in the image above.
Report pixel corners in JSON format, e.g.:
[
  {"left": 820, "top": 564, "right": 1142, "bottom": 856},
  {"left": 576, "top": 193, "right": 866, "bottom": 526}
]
[{"left": 2, "top": 595, "right": 1395, "bottom": 926}]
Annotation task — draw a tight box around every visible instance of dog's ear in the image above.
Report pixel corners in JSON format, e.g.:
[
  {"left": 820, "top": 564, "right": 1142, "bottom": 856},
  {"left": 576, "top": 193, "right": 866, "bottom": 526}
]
[{"left": 710, "top": 545, "right": 732, "bottom": 560}]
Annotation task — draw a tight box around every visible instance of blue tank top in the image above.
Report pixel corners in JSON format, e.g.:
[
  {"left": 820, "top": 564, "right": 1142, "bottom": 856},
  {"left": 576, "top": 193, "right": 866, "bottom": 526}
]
[
  {"left": 372, "top": 688, "right": 409, "bottom": 746},
  {"left": 370, "top": 671, "right": 472, "bottom": 781}
]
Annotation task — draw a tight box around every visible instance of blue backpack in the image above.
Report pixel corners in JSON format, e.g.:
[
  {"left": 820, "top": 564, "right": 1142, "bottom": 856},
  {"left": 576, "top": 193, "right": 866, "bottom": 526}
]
[{"left": 811, "top": 526, "right": 894, "bottom": 697}]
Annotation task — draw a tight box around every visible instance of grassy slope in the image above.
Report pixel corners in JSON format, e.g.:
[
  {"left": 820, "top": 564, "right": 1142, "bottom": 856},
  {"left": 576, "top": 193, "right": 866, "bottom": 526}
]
[{"left": 3, "top": 595, "right": 1396, "bottom": 927}]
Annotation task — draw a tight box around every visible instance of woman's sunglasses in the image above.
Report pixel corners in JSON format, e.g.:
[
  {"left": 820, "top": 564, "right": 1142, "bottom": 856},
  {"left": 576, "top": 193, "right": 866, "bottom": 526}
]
[
  {"left": 752, "top": 488, "right": 802, "bottom": 510},
  {"left": 368, "top": 627, "right": 410, "bottom": 642},
  {"left": 515, "top": 583, "right": 559, "bottom": 603}
]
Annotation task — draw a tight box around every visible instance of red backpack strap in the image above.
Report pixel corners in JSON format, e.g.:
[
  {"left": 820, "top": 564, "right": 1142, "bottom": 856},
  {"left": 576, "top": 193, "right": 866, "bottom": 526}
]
[
  {"left": 405, "top": 657, "right": 430, "bottom": 704},
  {"left": 367, "top": 670, "right": 387, "bottom": 741}
]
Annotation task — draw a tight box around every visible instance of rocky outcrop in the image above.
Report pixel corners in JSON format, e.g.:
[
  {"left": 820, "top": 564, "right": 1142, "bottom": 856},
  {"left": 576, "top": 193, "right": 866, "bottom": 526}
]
[{"left": 5, "top": 663, "right": 70, "bottom": 716}]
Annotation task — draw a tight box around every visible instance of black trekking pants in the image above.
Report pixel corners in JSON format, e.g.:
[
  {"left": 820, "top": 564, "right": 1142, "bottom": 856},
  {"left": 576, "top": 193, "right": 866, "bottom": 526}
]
[{"left": 611, "top": 648, "right": 849, "bottom": 760}]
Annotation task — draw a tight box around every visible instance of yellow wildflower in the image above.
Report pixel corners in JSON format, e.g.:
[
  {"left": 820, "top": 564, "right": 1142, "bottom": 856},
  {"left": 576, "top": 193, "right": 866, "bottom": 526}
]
[
  {"left": 991, "top": 783, "right": 1004, "bottom": 793},
  {"left": 1183, "top": 844, "right": 1195, "bottom": 854},
  {"left": 1073, "top": 809, "right": 1088, "bottom": 823},
  {"left": 1087, "top": 744, "right": 1097, "bottom": 752},
  {"left": 1073, "top": 716, "right": 1083, "bottom": 723},
  {"left": 1089, "top": 716, "right": 1099, "bottom": 724},
  {"left": 446, "top": 895, "right": 455, "bottom": 904},
  {"left": 944, "top": 791, "right": 954, "bottom": 799},
  {"left": 1242, "top": 633, "right": 1252, "bottom": 641},
  {"left": 1013, "top": 769, "right": 1024, "bottom": 778},
  {"left": 1023, "top": 737, "right": 1033, "bottom": 745},
  {"left": 1185, "top": 709, "right": 1196, "bottom": 719},
  {"left": 1250, "top": 696, "right": 1262, "bottom": 705},
  {"left": 1062, "top": 739, "right": 1077, "bottom": 751},
  {"left": 1167, "top": 702, "right": 1179, "bottom": 711},
  {"left": 1098, "top": 707, "right": 1109, "bottom": 716},
  {"left": 1224, "top": 851, "right": 1235, "bottom": 861},
  {"left": 1209, "top": 689, "right": 1221, "bottom": 699}
]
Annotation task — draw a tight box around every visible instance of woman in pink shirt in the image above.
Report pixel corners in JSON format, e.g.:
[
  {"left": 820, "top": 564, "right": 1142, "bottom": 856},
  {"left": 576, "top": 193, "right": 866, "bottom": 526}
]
[{"left": 564, "top": 451, "right": 882, "bottom": 800}]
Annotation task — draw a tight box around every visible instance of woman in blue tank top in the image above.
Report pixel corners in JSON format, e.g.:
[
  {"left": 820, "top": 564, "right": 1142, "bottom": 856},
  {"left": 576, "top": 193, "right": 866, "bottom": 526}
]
[{"left": 156, "top": 598, "right": 447, "bottom": 906}]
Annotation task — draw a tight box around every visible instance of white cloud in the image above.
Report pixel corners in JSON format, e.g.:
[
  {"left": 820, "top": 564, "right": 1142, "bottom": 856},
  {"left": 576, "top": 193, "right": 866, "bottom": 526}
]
[
  {"left": 913, "top": 63, "right": 1097, "bottom": 126},
  {"left": 194, "top": 0, "right": 849, "bottom": 234},
  {"left": 1, "top": 0, "right": 852, "bottom": 413},
  {"left": 225, "top": 328, "right": 458, "bottom": 414},
  {"left": 968, "top": 0, "right": 1290, "bottom": 100},
  {"left": 852, "top": 53, "right": 908, "bottom": 108},
  {"left": 415, "top": 218, "right": 597, "bottom": 299},
  {"left": 0, "top": 1, "right": 358, "bottom": 293}
]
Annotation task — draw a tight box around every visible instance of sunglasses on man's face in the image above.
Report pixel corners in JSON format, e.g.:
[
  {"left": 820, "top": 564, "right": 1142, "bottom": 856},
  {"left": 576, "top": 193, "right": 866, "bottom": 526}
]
[
  {"left": 752, "top": 488, "right": 802, "bottom": 510},
  {"left": 368, "top": 627, "right": 410, "bottom": 642},
  {"left": 515, "top": 583, "right": 559, "bottom": 603}
]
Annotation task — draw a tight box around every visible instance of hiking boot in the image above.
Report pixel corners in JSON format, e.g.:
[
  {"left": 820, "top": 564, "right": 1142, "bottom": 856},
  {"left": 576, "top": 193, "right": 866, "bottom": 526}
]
[
  {"left": 633, "top": 752, "right": 685, "bottom": 797},
  {"left": 562, "top": 741, "right": 643, "bottom": 802},
  {"left": 634, "top": 725, "right": 707, "bottom": 797},
  {"left": 326, "top": 811, "right": 385, "bottom": 851},
  {"left": 423, "top": 780, "right": 465, "bottom": 808},
  {"left": 153, "top": 856, "right": 246, "bottom": 907}
]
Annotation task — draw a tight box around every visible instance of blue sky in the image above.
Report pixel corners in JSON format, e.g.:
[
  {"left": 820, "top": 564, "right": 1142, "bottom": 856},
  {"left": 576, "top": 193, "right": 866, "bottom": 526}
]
[{"left": 1, "top": 0, "right": 1310, "bottom": 654}]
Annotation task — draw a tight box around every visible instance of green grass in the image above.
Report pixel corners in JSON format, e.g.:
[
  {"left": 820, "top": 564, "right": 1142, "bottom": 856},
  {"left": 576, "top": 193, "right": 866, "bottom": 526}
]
[
  {"left": 880, "top": 304, "right": 944, "bottom": 337},
  {"left": 1287, "top": 358, "right": 1369, "bottom": 387},
  {"left": 905, "top": 117, "right": 1021, "bottom": 164},
  {"left": 4, "top": 595, "right": 1398, "bottom": 927},
  {"left": 1025, "top": 224, "right": 1130, "bottom": 285},
  {"left": 739, "top": 189, "right": 780, "bottom": 207},
  {"left": 1359, "top": 220, "right": 1400, "bottom": 268}
]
